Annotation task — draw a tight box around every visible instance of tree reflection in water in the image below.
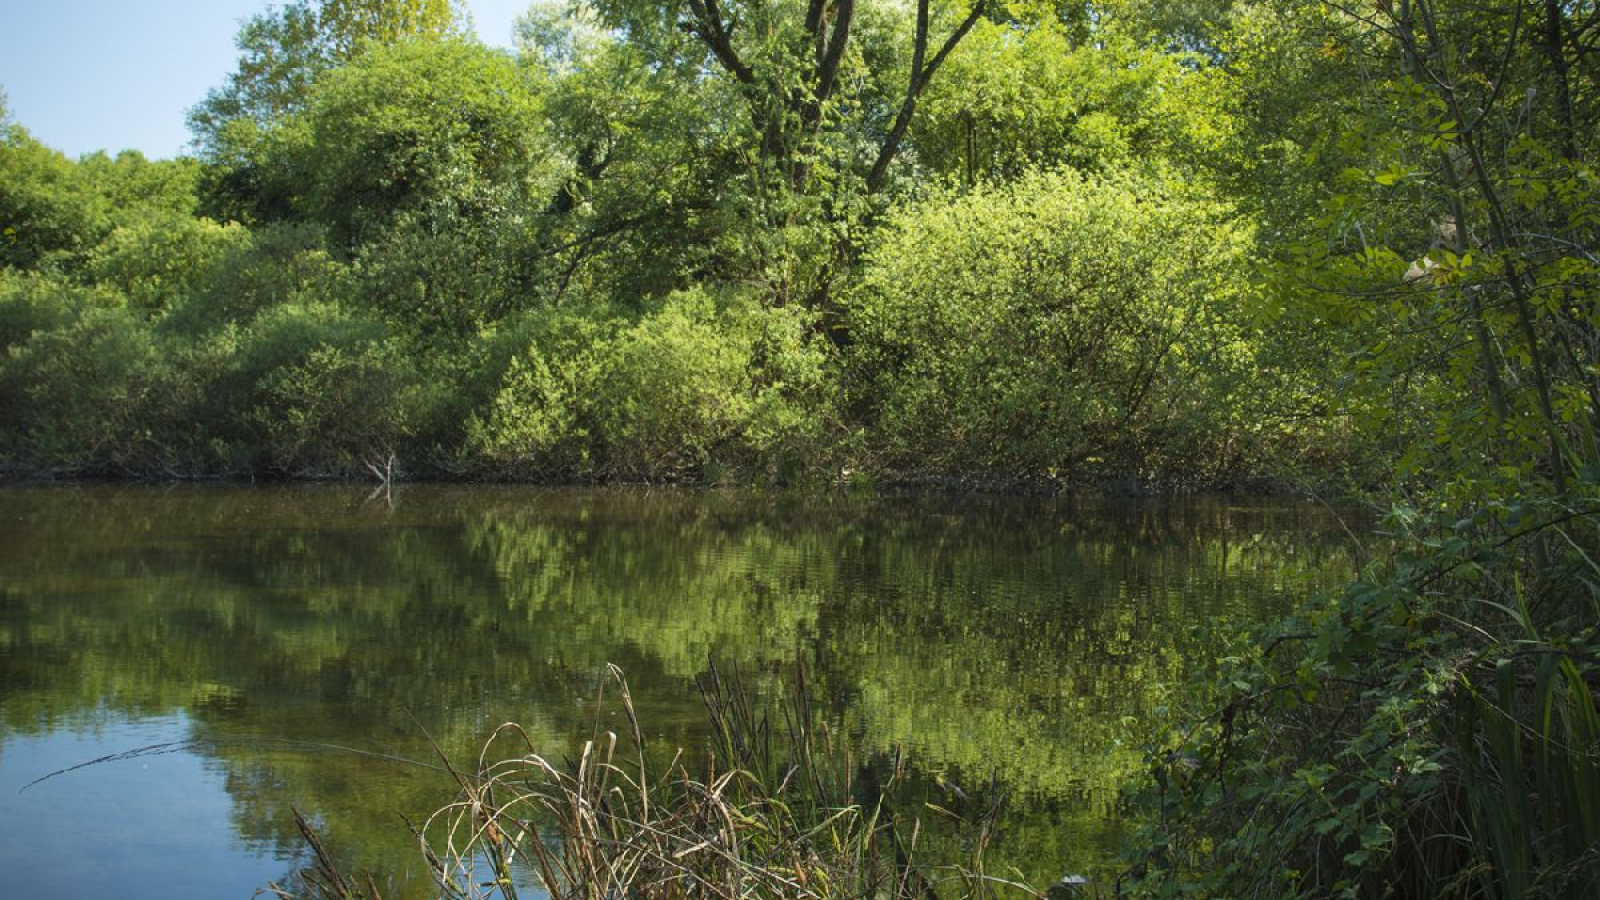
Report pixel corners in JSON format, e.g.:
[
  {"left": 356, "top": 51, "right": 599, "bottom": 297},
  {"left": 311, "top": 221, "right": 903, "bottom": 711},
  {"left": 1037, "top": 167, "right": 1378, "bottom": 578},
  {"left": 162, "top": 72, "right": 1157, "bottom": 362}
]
[{"left": 0, "top": 486, "right": 1358, "bottom": 898}]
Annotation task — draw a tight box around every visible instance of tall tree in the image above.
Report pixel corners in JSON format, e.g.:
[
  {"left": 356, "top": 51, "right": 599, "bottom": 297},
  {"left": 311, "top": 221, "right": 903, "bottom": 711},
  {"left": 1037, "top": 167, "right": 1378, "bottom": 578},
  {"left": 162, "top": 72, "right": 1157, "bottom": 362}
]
[
  {"left": 188, "top": 0, "right": 463, "bottom": 155},
  {"left": 560, "top": 0, "right": 986, "bottom": 308},
  {"left": 1215, "top": 0, "right": 1600, "bottom": 495}
]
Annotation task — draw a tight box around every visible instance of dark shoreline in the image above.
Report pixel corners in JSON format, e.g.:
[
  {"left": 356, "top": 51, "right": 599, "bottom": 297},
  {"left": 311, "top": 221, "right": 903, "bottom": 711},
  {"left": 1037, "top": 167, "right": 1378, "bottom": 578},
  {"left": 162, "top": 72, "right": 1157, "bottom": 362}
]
[{"left": 0, "top": 466, "right": 1327, "bottom": 499}]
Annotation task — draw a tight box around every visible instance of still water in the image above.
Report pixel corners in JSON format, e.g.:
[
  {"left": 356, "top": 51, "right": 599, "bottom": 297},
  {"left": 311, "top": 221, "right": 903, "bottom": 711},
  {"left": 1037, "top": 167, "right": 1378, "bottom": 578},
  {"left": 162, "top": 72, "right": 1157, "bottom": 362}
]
[{"left": 0, "top": 486, "right": 1358, "bottom": 899}]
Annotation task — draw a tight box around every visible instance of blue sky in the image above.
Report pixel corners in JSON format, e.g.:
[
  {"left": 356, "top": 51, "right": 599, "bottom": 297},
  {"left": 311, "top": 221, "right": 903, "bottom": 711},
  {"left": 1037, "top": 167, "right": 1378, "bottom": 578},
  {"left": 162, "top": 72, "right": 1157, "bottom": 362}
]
[{"left": 0, "top": 0, "right": 532, "bottom": 159}]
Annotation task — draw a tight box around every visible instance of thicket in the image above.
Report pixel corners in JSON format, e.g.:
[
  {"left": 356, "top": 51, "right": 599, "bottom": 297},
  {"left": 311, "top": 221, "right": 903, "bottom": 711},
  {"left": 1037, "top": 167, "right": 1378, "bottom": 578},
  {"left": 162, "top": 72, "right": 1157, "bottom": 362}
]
[
  {"left": 3, "top": 0, "right": 1599, "bottom": 896},
  {"left": 0, "top": 0, "right": 1336, "bottom": 486},
  {"left": 845, "top": 166, "right": 1260, "bottom": 483},
  {"left": 1118, "top": 1, "right": 1600, "bottom": 898}
]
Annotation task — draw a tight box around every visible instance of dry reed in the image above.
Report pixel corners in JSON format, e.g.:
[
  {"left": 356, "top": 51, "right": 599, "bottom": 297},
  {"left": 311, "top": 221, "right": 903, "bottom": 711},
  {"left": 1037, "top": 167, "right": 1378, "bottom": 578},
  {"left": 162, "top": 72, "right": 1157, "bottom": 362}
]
[{"left": 408, "top": 663, "right": 1041, "bottom": 900}]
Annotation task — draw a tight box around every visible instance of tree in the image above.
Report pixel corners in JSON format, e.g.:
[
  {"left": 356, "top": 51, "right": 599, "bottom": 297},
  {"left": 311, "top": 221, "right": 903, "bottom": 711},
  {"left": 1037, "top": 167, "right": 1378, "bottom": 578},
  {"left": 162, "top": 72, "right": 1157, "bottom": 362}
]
[
  {"left": 1239, "top": 0, "right": 1599, "bottom": 496},
  {"left": 0, "top": 128, "right": 107, "bottom": 271},
  {"left": 912, "top": 12, "right": 1227, "bottom": 184},
  {"left": 514, "top": 4, "right": 730, "bottom": 305},
  {"left": 188, "top": 0, "right": 464, "bottom": 155},
  {"left": 319, "top": 0, "right": 460, "bottom": 55},
  {"left": 1, "top": 132, "right": 203, "bottom": 274},
  {"left": 291, "top": 38, "right": 553, "bottom": 247},
  {"left": 285, "top": 38, "right": 561, "bottom": 332},
  {"left": 536, "top": 0, "right": 988, "bottom": 307}
]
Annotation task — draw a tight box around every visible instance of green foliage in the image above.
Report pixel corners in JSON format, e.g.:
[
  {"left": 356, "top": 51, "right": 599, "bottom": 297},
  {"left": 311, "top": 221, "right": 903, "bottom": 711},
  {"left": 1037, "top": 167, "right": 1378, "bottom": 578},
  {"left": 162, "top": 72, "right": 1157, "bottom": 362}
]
[
  {"left": 167, "top": 223, "right": 346, "bottom": 330},
  {"left": 291, "top": 38, "right": 556, "bottom": 251},
  {"left": 194, "top": 117, "right": 307, "bottom": 227},
  {"left": 1116, "top": 3, "right": 1600, "bottom": 896},
  {"left": 846, "top": 166, "right": 1257, "bottom": 481},
  {"left": 318, "top": 0, "right": 462, "bottom": 56},
  {"left": 0, "top": 299, "right": 173, "bottom": 472},
  {"left": 0, "top": 127, "right": 110, "bottom": 271},
  {"left": 347, "top": 213, "right": 539, "bottom": 335},
  {"left": 1, "top": 133, "right": 207, "bottom": 276},
  {"left": 253, "top": 341, "right": 422, "bottom": 474},
  {"left": 0, "top": 270, "right": 110, "bottom": 352},
  {"left": 525, "top": 27, "right": 737, "bottom": 305},
  {"left": 1205, "top": 0, "right": 1600, "bottom": 500},
  {"left": 7, "top": 0, "right": 1600, "bottom": 896},
  {"left": 467, "top": 304, "right": 616, "bottom": 476},
  {"left": 0, "top": 262, "right": 429, "bottom": 475},
  {"left": 188, "top": 0, "right": 464, "bottom": 155},
  {"left": 1126, "top": 496, "right": 1600, "bottom": 899},
  {"left": 915, "top": 17, "right": 1225, "bottom": 181},
  {"left": 78, "top": 150, "right": 203, "bottom": 218},
  {"left": 218, "top": 300, "right": 421, "bottom": 475},
  {"left": 471, "top": 289, "right": 833, "bottom": 481},
  {"left": 15, "top": 0, "right": 1588, "bottom": 499},
  {"left": 598, "top": 289, "right": 831, "bottom": 479},
  {"left": 85, "top": 213, "right": 250, "bottom": 312}
]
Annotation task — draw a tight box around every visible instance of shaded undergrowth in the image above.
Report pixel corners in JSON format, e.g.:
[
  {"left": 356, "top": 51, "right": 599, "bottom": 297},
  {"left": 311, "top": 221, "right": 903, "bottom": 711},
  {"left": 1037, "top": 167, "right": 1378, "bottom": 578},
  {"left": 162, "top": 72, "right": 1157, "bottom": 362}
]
[{"left": 1123, "top": 492, "right": 1600, "bottom": 899}]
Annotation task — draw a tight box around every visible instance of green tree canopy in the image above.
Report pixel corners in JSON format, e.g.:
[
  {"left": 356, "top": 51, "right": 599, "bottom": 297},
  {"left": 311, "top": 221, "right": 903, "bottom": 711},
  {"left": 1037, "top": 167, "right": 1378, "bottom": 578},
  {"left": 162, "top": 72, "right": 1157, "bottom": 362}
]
[
  {"left": 290, "top": 38, "right": 554, "bottom": 248},
  {"left": 188, "top": 0, "right": 465, "bottom": 155}
]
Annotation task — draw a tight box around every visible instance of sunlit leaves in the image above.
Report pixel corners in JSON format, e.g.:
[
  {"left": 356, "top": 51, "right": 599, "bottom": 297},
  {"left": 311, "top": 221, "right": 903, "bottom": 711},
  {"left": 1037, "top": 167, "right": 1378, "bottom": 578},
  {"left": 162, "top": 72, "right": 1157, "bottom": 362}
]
[{"left": 846, "top": 165, "right": 1258, "bottom": 480}]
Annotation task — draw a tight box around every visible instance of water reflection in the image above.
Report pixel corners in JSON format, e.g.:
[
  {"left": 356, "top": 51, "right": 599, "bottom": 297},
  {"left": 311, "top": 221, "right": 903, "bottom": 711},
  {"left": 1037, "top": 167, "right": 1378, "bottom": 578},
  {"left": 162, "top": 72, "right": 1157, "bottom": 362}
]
[{"left": 0, "top": 486, "right": 1357, "bottom": 897}]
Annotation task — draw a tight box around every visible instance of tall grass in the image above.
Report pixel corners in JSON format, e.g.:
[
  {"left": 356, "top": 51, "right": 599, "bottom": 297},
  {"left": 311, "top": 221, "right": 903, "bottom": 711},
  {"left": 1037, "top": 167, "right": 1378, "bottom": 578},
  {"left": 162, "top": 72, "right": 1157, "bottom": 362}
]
[{"left": 278, "top": 664, "right": 1046, "bottom": 900}]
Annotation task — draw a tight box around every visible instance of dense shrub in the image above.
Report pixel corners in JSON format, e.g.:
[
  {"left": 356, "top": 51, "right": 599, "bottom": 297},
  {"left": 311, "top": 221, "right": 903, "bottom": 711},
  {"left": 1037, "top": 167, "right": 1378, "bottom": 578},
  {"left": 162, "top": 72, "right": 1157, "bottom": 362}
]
[
  {"left": 0, "top": 299, "right": 171, "bottom": 472},
  {"left": 467, "top": 304, "right": 615, "bottom": 477},
  {"left": 845, "top": 166, "right": 1258, "bottom": 483},
  {"left": 0, "top": 273, "right": 440, "bottom": 476},
  {"left": 0, "top": 271, "right": 114, "bottom": 352},
  {"left": 85, "top": 212, "right": 250, "bottom": 312},
  {"left": 470, "top": 290, "right": 832, "bottom": 481},
  {"left": 349, "top": 214, "right": 538, "bottom": 335},
  {"left": 171, "top": 223, "right": 346, "bottom": 331},
  {"left": 214, "top": 300, "right": 420, "bottom": 475},
  {"left": 596, "top": 290, "right": 830, "bottom": 479},
  {"left": 1126, "top": 496, "right": 1600, "bottom": 900},
  {"left": 253, "top": 341, "right": 422, "bottom": 474}
]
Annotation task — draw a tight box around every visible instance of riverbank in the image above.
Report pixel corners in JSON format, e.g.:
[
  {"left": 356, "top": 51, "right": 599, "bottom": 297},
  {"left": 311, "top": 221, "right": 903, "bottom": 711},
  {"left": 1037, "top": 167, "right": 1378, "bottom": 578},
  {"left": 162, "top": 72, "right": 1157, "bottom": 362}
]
[{"left": 0, "top": 462, "right": 1336, "bottom": 500}]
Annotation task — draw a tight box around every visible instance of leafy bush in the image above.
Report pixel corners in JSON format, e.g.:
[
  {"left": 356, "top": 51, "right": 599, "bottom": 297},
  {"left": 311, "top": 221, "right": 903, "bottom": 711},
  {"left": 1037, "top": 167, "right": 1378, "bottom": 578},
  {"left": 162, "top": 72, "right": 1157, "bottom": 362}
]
[
  {"left": 1125, "top": 496, "right": 1600, "bottom": 900},
  {"left": 85, "top": 212, "right": 250, "bottom": 312},
  {"left": 0, "top": 300, "right": 172, "bottom": 472},
  {"left": 467, "top": 304, "right": 616, "bottom": 477},
  {"left": 0, "top": 271, "right": 115, "bottom": 352},
  {"left": 253, "top": 341, "right": 422, "bottom": 474},
  {"left": 845, "top": 166, "right": 1258, "bottom": 483},
  {"left": 596, "top": 290, "right": 767, "bottom": 479},
  {"left": 348, "top": 212, "right": 538, "bottom": 335},
  {"left": 163, "top": 298, "right": 420, "bottom": 475},
  {"left": 165, "top": 223, "right": 345, "bottom": 331},
  {"left": 470, "top": 289, "right": 833, "bottom": 481}
]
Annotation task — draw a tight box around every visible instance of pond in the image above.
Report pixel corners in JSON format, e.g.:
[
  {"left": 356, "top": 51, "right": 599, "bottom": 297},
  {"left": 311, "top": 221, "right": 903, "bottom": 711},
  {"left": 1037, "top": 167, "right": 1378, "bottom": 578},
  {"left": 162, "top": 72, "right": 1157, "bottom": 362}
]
[{"left": 0, "top": 485, "right": 1359, "bottom": 899}]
